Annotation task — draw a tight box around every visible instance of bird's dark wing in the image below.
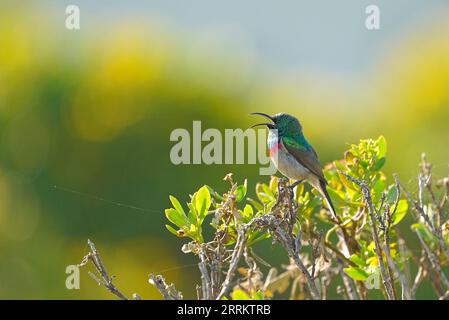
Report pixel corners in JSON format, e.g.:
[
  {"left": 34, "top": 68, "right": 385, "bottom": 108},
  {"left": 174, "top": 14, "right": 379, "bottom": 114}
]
[{"left": 281, "top": 137, "right": 327, "bottom": 184}]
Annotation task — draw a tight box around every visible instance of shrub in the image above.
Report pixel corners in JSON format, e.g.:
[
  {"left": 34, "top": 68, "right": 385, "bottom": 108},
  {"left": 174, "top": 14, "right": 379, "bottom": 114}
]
[{"left": 80, "top": 136, "right": 449, "bottom": 300}]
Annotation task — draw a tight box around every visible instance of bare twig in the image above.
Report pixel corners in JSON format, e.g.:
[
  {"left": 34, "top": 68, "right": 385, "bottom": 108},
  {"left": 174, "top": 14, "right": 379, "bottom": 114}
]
[
  {"left": 216, "top": 227, "right": 247, "bottom": 300},
  {"left": 396, "top": 160, "right": 449, "bottom": 297},
  {"left": 398, "top": 176, "right": 449, "bottom": 259},
  {"left": 411, "top": 251, "right": 445, "bottom": 297},
  {"left": 149, "top": 274, "right": 183, "bottom": 300},
  {"left": 132, "top": 293, "right": 142, "bottom": 300},
  {"left": 341, "top": 172, "right": 396, "bottom": 300},
  {"left": 420, "top": 154, "right": 446, "bottom": 229},
  {"left": 79, "top": 239, "right": 128, "bottom": 300},
  {"left": 396, "top": 236, "right": 414, "bottom": 299},
  {"left": 379, "top": 179, "right": 413, "bottom": 300},
  {"left": 198, "top": 250, "right": 212, "bottom": 300},
  {"left": 415, "top": 231, "right": 449, "bottom": 290},
  {"left": 246, "top": 214, "right": 321, "bottom": 300},
  {"left": 337, "top": 258, "right": 359, "bottom": 300},
  {"left": 440, "top": 290, "right": 449, "bottom": 300},
  {"left": 383, "top": 241, "right": 413, "bottom": 300},
  {"left": 412, "top": 265, "right": 425, "bottom": 296},
  {"left": 378, "top": 202, "right": 398, "bottom": 300}
]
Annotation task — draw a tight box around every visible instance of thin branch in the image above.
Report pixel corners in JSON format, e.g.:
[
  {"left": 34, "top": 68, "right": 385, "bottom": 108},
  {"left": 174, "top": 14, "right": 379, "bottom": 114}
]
[
  {"left": 341, "top": 172, "right": 396, "bottom": 300},
  {"left": 439, "top": 290, "right": 449, "bottom": 300},
  {"left": 132, "top": 293, "right": 142, "bottom": 300},
  {"left": 398, "top": 177, "right": 449, "bottom": 259},
  {"left": 216, "top": 227, "right": 247, "bottom": 300},
  {"left": 380, "top": 180, "right": 412, "bottom": 300},
  {"left": 149, "top": 274, "right": 183, "bottom": 300},
  {"left": 79, "top": 239, "right": 128, "bottom": 300},
  {"left": 412, "top": 265, "right": 425, "bottom": 296},
  {"left": 411, "top": 250, "right": 445, "bottom": 297},
  {"left": 420, "top": 154, "right": 444, "bottom": 229},
  {"left": 197, "top": 248, "right": 213, "bottom": 300},
  {"left": 246, "top": 214, "right": 321, "bottom": 300},
  {"left": 337, "top": 258, "right": 359, "bottom": 300},
  {"left": 381, "top": 205, "right": 398, "bottom": 300},
  {"left": 415, "top": 231, "right": 449, "bottom": 290},
  {"left": 383, "top": 242, "right": 412, "bottom": 300}
]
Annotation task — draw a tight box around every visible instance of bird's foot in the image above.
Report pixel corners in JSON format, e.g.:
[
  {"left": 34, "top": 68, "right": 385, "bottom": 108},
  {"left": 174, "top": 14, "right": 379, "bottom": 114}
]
[
  {"left": 288, "top": 180, "right": 303, "bottom": 191},
  {"left": 275, "top": 180, "right": 302, "bottom": 206}
]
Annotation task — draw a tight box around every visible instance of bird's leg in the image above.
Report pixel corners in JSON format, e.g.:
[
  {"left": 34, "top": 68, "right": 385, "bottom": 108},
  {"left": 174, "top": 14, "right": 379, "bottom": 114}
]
[
  {"left": 289, "top": 180, "right": 304, "bottom": 190},
  {"left": 273, "top": 178, "right": 289, "bottom": 211},
  {"left": 274, "top": 179, "right": 304, "bottom": 211},
  {"left": 275, "top": 180, "right": 303, "bottom": 206}
]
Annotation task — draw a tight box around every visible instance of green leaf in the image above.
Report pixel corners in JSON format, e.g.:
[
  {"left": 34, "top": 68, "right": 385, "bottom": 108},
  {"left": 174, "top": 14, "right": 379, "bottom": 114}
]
[
  {"left": 334, "top": 160, "right": 346, "bottom": 172},
  {"left": 256, "top": 183, "right": 274, "bottom": 203},
  {"left": 187, "top": 202, "right": 198, "bottom": 222},
  {"left": 294, "top": 182, "right": 305, "bottom": 201},
  {"left": 265, "top": 199, "right": 276, "bottom": 212},
  {"left": 391, "top": 200, "right": 408, "bottom": 226},
  {"left": 411, "top": 223, "right": 435, "bottom": 244},
  {"left": 262, "top": 184, "right": 274, "bottom": 198},
  {"left": 373, "top": 178, "right": 386, "bottom": 195},
  {"left": 206, "top": 185, "right": 225, "bottom": 201},
  {"left": 165, "top": 224, "right": 179, "bottom": 237},
  {"left": 376, "top": 135, "right": 387, "bottom": 159},
  {"left": 246, "top": 198, "right": 264, "bottom": 211},
  {"left": 343, "top": 266, "right": 369, "bottom": 281},
  {"left": 231, "top": 289, "right": 251, "bottom": 300},
  {"left": 165, "top": 208, "right": 189, "bottom": 228},
  {"left": 194, "top": 185, "right": 211, "bottom": 220},
  {"left": 373, "top": 157, "right": 386, "bottom": 171},
  {"left": 338, "top": 172, "right": 357, "bottom": 191},
  {"left": 187, "top": 210, "right": 197, "bottom": 225},
  {"left": 386, "top": 185, "right": 398, "bottom": 203},
  {"left": 253, "top": 290, "right": 264, "bottom": 300},
  {"left": 247, "top": 231, "right": 270, "bottom": 246},
  {"left": 350, "top": 254, "right": 367, "bottom": 267},
  {"left": 326, "top": 187, "right": 347, "bottom": 208},
  {"left": 257, "top": 192, "right": 273, "bottom": 204},
  {"left": 235, "top": 181, "right": 247, "bottom": 202},
  {"left": 242, "top": 204, "right": 254, "bottom": 221},
  {"left": 169, "top": 196, "right": 185, "bottom": 216},
  {"left": 345, "top": 151, "right": 356, "bottom": 164},
  {"left": 269, "top": 177, "right": 278, "bottom": 193}
]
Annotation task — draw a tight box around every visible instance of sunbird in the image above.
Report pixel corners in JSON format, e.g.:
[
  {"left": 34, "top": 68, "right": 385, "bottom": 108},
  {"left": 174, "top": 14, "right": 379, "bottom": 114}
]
[{"left": 252, "top": 112, "right": 337, "bottom": 219}]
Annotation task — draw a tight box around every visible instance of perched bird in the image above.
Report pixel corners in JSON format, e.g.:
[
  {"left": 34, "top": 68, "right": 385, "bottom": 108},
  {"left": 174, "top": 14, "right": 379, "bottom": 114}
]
[{"left": 252, "top": 112, "right": 337, "bottom": 219}]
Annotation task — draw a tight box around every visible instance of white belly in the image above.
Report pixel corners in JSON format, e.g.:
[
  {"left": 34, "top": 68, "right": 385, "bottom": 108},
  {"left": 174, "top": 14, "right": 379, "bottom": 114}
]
[
  {"left": 268, "top": 129, "right": 311, "bottom": 181},
  {"left": 271, "top": 145, "right": 310, "bottom": 181}
]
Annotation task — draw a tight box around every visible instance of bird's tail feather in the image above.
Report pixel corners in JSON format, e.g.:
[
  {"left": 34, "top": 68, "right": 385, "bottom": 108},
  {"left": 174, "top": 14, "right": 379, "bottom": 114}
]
[{"left": 318, "top": 180, "right": 338, "bottom": 220}]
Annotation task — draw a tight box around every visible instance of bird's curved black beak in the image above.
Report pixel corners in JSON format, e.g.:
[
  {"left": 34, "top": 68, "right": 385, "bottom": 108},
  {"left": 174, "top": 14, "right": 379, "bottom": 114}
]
[{"left": 250, "top": 112, "right": 275, "bottom": 129}]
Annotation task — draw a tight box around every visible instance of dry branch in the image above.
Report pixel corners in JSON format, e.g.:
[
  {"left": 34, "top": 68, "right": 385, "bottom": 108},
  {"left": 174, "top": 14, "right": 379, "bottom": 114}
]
[
  {"left": 148, "top": 274, "right": 183, "bottom": 300},
  {"left": 340, "top": 172, "right": 396, "bottom": 300},
  {"left": 79, "top": 239, "right": 128, "bottom": 300}
]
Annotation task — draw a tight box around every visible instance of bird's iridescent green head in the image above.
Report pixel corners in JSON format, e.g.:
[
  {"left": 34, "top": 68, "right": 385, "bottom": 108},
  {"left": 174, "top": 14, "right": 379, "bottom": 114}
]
[{"left": 251, "top": 112, "right": 302, "bottom": 136}]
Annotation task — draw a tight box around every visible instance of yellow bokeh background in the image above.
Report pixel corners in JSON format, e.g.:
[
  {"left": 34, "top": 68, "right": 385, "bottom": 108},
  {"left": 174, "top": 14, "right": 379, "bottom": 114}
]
[{"left": 0, "top": 3, "right": 447, "bottom": 299}]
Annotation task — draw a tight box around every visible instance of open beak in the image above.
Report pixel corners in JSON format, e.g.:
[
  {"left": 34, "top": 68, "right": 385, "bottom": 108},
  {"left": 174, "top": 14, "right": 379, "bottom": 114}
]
[{"left": 250, "top": 112, "right": 275, "bottom": 129}]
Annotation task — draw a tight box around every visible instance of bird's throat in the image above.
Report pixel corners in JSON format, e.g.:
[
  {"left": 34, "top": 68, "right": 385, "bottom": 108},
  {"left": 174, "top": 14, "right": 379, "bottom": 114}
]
[
  {"left": 269, "top": 143, "right": 281, "bottom": 157},
  {"left": 267, "top": 130, "right": 281, "bottom": 157}
]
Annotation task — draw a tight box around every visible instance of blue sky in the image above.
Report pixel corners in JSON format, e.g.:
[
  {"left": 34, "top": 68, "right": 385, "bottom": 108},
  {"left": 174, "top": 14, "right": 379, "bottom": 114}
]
[{"left": 49, "top": 0, "right": 449, "bottom": 74}]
